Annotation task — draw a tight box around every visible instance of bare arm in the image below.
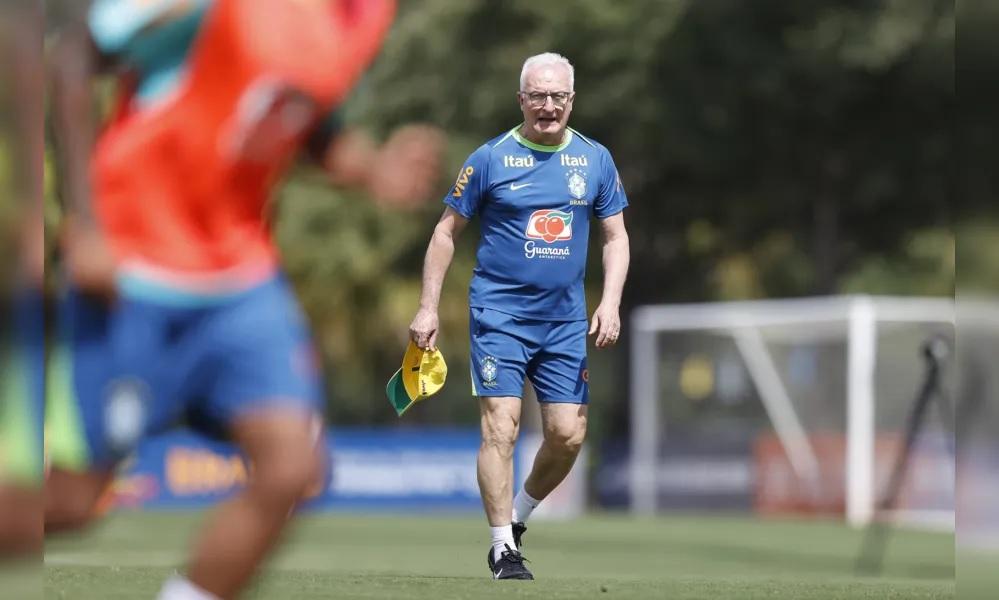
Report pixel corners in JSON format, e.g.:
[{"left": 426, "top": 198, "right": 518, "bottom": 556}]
[
  {"left": 319, "top": 124, "right": 445, "bottom": 209},
  {"left": 50, "top": 24, "right": 119, "bottom": 297},
  {"left": 598, "top": 212, "right": 630, "bottom": 311},
  {"left": 589, "top": 212, "right": 630, "bottom": 348},
  {"left": 409, "top": 207, "right": 469, "bottom": 349},
  {"left": 50, "top": 23, "right": 99, "bottom": 223}
]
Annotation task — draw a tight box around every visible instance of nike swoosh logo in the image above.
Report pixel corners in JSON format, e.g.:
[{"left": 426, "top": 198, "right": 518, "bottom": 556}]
[
  {"left": 494, "top": 569, "right": 503, "bottom": 579},
  {"left": 510, "top": 183, "right": 532, "bottom": 191}
]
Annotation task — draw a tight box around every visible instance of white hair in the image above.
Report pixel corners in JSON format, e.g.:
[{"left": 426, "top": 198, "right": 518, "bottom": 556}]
[{"left": 519, "top": 53, "right": 574, "bottom": 92}]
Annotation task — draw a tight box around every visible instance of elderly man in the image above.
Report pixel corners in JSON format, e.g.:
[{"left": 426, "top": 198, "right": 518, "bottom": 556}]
[{"left": 408, "top": 52, "right": 630, "bottom": 580}]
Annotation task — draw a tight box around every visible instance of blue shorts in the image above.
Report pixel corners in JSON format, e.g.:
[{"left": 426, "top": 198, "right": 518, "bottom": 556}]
[
  {"left": 469, "top": 307, "right": 589, "bottom": 404},
  {"left": 56, "top": 276, "right": 323, "bottom": 469}
]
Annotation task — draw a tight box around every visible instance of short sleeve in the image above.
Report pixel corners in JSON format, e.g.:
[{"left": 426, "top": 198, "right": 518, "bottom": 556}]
[
  {"left": 88, "top": 0, "right": 207, "bottom": 56},
  {"left": 443, "top": 145, "right": 491, "bottom": 219},
  {"left": 593, "top": 147, "right": 628, "bottom": 219}
]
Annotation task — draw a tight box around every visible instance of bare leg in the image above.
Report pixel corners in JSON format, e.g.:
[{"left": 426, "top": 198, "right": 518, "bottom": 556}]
[
  {"left": 185, "top": 409, "right": 324, "bottom": 600},
  {"left": 477, "top": 396, "right": 521, "bottom": 526},
  {"left": 44, "top": 468, "right": 114, "bottom": 533},
  {"left": 523, "top": 403, "right": 587, "bottom": 501},
  {"left": 0, "top": 485, "right": 42, "bottom": 556}
]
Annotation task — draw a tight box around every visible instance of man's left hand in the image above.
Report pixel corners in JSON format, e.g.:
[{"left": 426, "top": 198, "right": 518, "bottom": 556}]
[{"left": 589, "top": 303, "right": 621, "bottom": 349}]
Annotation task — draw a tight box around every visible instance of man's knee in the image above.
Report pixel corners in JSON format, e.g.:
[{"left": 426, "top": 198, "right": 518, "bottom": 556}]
[
  {"left": 544, "top": 421, "right": 586, "bottom": 456},
  {"left": 0, "top": 486, "right": 43, "bottom": 553},
  {"left": 45, "top": 470, "right": 109, "bottom": 533},
  {"left": 235, "top": 411, "right": 325, "bottom": 508},
  {"left": 250, "top": 441, "right": 322, "bottom": 508},
  {"left": 480, "top": 402, "right": 520, "bottom": 458},
  {"left": 482, "top": 418, "right": 520, "bottom": 458},
  {"left": 46, "top": 498, "right": 97, "bottom": 532},
  {"left": 481, "top": 423, "right": 518, "bottom": 459}
]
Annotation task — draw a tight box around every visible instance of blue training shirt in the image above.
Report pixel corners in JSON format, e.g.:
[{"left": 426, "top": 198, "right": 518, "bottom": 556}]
[{"left": 445, "top": 126, "right": 628, "bottom": 322}]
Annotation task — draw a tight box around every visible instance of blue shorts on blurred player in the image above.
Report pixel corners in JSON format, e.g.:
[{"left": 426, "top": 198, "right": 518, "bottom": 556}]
[{"left": 51, "top": 276, "right": 323, "bottom": 470}]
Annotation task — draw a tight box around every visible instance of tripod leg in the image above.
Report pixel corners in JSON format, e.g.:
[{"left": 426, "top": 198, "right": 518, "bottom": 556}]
[
  {"left": 855, "top": 364, "right": 939, "bottom": 575},
  {"left": 932, "top": 389, "right": 956, "bottom": 459}
]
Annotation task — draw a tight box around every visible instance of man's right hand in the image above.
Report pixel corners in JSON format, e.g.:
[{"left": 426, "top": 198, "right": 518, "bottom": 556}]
[{"left": 408, "top": 307, "right": 440, "bottom": 350}]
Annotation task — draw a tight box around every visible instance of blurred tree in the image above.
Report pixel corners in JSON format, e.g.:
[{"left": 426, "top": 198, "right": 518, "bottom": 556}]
[
  {"left": 44, "top": 1, "right": 953, "bottom": 431},
  {"left": 350, "top": 0, "right": 951, "bottom": 295},
  {"left": 272, "top": 0, "right": 951, "bottom": 428}
]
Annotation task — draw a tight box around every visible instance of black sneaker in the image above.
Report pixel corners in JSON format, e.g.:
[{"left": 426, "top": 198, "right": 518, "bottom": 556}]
[
  {"left": 487, "top": 543, "right": 534, "bottom": 580},
  {"left": 512, "top": 521, "right": 527, "bottom": 549}
]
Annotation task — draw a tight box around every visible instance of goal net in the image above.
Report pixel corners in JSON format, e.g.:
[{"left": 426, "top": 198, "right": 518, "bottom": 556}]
[{"left": 628, "top": 296, "right": 954, "bottom": 530}]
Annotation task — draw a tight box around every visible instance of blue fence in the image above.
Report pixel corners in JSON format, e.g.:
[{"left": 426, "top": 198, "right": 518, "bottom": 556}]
[{"left": 111, "top": 427, "right": 490, "bottom": 511}]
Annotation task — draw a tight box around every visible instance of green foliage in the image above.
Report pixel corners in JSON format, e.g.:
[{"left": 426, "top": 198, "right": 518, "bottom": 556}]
[
  {"left": 272, "top": 0, "right": 952, "bottom": 425},
  {"left": 841, "top": 228, "right": 954, "bottom": 295},
  {"left": 274, "top": 170, "right": 482, "bottom": 424},
  {"left": 36, "top": 1, "right": 953, "bottom": 427}
]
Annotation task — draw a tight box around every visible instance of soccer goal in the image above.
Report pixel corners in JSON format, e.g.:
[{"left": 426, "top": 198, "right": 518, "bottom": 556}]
[{"left": 628, "top": 295, "right": 954, "bottom": 530}]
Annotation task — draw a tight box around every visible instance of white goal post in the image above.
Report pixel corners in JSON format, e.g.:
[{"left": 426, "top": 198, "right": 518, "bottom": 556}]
[{"left": 629, "top": 295, "right": 954, "bottom": 529}]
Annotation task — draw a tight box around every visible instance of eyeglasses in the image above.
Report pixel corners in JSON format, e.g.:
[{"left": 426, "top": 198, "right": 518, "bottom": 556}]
[{"left": 520, "top": 90, "right": 573, "bottom": 108}]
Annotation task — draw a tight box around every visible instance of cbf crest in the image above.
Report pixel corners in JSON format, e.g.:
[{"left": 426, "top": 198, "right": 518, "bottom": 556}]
[
  {"left": 480, "top": 356, "right": 499, "bottom": 387},
  {"left": 566, "top": 168, "right": 587, "bottom": 200}
]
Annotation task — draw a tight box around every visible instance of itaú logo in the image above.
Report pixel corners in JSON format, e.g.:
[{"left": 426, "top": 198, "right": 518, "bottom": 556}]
[{"left": 525, "top": 209, "right": 573, "bottom": 243}]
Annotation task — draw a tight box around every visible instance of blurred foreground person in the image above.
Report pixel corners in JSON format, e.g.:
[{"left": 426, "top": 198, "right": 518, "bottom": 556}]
[
  {"left": 408, "top": 53, "right": 630, "bottom": 580},
  {"left": 46, "top": 0, "right": 442, "bottom": 598},
  {"left": 0, "top": 214, "right": 45, "bottom": 559},
  {"left": 0, "top": 4, "right": 45, "bottom": 560}
]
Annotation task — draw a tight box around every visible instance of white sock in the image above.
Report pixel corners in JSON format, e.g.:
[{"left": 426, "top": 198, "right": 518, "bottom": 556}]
[
  {"left": 157, "top": 575, "right": 220, "bottom": 600},
  {"left": 490, "top": 524, "right": 516, "bottom": 561},
  {"left": 512, "top": 489, "right": 540, "bottom": 523}
]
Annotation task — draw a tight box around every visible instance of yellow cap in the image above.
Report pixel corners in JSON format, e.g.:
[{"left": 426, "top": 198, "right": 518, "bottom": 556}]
[{"left": 385, "top": 340, "right": 448, "bottom": 416}]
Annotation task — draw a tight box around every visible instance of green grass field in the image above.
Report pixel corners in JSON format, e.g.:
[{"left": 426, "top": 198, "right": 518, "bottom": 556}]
[{"left": 44, "top": 512, "right": 953, "bottom": 599}]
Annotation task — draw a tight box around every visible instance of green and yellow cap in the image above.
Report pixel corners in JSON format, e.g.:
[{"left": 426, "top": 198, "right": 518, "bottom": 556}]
[{"left": 385, "top": 340, "right": 448, "bottom": 416}]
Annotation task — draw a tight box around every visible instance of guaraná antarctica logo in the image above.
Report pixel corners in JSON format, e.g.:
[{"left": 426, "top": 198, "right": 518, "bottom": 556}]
[
  {"left": 524, "top": 209, "right": 573, "bottom": 260},
  {"left": 525, "top": 209, "right": 573, "bottom": 243}
]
